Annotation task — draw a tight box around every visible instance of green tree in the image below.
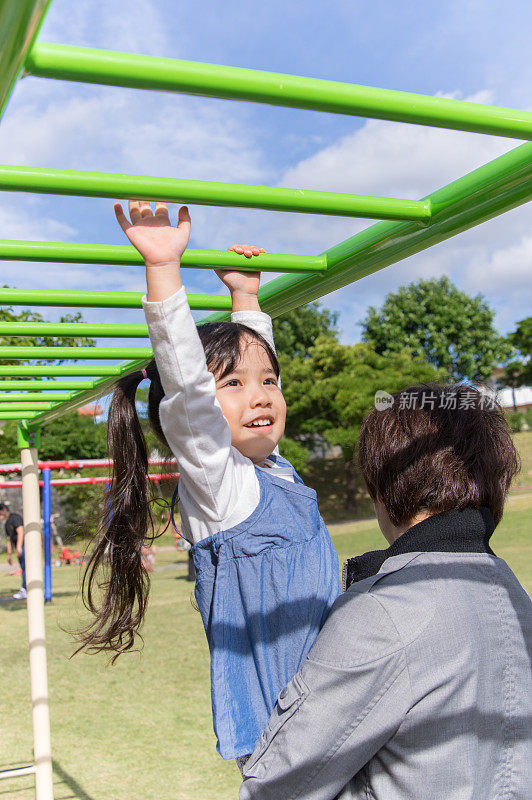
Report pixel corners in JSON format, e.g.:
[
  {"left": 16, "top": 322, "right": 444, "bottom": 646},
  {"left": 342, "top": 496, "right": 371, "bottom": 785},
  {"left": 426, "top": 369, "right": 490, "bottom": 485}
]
[
  {"left": 272, "top": 301, "right": 338, "bottom": 358},
  {"left": 40, "top": 415, "right": 109, "bottom": 539},
  {"left": 361, "top": 276, "right": 509, "bottom": 381},
  {"left": 0, "top": 420, "right": 18, "bottom": 463},
  {"left": 496, "top": 360, "right": 525, "bottom": 412},
  {"left": 281, "top": 336, "right": 443, "bottom": 512},
  {"left": 508, "top": 316, "right": 532, "bottom": 386},
  {"left": 277, "top": 437, "right": 310, "bottom": 475},
  {"left": 39, "top": 414, "right": 108, "bottom": 460},
  {"left": 0, "top": 414, "right": 108, "bottom": 463},
  {"left": 0, "top": 414, "right": 109, "bottom": 539}
]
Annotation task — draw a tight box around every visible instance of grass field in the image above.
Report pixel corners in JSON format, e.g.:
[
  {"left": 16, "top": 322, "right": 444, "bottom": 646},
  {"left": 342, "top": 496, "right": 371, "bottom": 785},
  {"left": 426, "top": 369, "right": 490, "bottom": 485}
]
[{"left": 1, "top": 489, "right": 530, "bottom": 800}]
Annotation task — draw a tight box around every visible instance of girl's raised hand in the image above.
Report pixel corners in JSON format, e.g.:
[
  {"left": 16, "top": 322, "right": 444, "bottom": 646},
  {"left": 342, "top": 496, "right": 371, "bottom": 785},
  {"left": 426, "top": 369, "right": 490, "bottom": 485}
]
[
  {"left": 215, "top": 244, "right": 266, "bottom": 297},
  {"left": 114, "top": 201, "right": 191, "bottom": 268}
]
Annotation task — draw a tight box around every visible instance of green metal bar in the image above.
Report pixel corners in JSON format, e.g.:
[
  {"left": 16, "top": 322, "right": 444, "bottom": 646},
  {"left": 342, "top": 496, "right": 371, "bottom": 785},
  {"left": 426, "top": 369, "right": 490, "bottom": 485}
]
[
  {"left": 205, "top": 141, "right": 532, "bottom": 322},
  {"left": 0, "top": 288, "right": 232, "bottom": 310},
  {"left": 0, "top": 346, "right": 152, "bottom": 359},
  {"left": 0, "top": 392, "right": 75, "bottom": 401},
  {"left": 27, "top": 358, "right": 151, "bottom": 428},
  {"left": 0, "top": 402, "right": 57, "bottom": 411},
  {"left": 25, "top": 43, "right": 532, "bottom": 140},
  {"left": 0, "top": 365, "right": 121, "bottom": 376},
  {"left": 0, "top": 241, "right": 327, "bottom": 273},
  {"left": 0, "top": 322, "right": 150, "bottom": 337},
  {"left": 0, "top": 380, "right": 95, "bottom": 390},
  {"left": 0, "top": 411, "right": 39, "bottom": 419},
  {"left": 0, "top": 165, "right": 432, "bottom": 222},
  {"left": 0, "top": 1, "right": 53, "bottom": 118}
]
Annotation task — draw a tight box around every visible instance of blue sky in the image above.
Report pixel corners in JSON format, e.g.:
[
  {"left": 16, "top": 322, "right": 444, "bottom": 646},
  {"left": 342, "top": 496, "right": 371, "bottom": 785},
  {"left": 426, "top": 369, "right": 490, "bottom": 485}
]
[{"left": 1, "top": 0, "right": 531, "bottom": 356}]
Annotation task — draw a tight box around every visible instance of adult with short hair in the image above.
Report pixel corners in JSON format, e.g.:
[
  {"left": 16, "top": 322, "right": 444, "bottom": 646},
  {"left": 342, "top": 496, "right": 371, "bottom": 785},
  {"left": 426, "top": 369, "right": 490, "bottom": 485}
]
[
  {"left": 0, "top": 503, "right": 26, "bottom": 600},
  {"left": 240, "top": 384, "right": 531, "bottom": 800}
]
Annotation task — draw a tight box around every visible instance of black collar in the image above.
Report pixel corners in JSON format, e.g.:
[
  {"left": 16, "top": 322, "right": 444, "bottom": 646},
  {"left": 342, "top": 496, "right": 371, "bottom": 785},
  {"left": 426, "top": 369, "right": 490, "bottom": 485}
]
[{"left": 343, "top": 507, "right": 496, "bottom": 589}]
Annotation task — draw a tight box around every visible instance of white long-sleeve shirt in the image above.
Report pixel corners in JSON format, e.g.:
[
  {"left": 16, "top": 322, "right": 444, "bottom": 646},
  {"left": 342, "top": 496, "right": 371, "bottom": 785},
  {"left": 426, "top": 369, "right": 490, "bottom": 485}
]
[{"left": 142, "top": 287, "right": 293, "bottom": 544}]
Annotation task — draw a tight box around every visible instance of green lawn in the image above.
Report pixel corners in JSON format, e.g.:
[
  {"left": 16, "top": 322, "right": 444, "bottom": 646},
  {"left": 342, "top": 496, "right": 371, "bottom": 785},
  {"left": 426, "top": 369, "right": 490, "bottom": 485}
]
[
  {"left": 513, "top": 430, "right": 532, "bottom": 490},
  {"left": 1, "top": 493, "right": 530, "bottom": 800}
]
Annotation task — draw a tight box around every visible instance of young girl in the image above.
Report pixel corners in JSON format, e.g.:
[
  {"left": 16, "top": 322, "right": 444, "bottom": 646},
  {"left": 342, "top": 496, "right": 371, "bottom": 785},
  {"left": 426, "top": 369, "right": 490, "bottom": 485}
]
[{"left": 81, "top": 200, "right": 341, "bottom": 761}]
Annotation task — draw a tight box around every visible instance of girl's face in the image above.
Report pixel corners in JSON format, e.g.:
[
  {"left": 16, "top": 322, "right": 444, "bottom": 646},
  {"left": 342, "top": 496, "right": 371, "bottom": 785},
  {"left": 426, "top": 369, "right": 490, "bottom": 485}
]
[{"left": 214, "top": 335, "right": 286, "bottom": 463}]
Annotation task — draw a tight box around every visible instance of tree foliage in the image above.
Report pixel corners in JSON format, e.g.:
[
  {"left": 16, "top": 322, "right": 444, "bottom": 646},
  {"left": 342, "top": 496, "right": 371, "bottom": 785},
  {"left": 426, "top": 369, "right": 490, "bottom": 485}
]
[
  {"left": 281, "top": 336, "right": 443, "bottom": 511},
  {"left": 361, "top": 276, "right": 509, "bottom": 381},
  {"left": 0, "top": 414, "right": 108, "bottom": 463},
  {"left": 40, "top": 414, "right": 108, "bottom": 460},
  {"left": 272, "top": 301, "right": 338, "bottom": 358},
  {"left": 277, "top": 437, "right": 310, "bottom": 475},
  {"left": 0, "top": 421, "right": 18, "bottom": 464},
  {"left": 0, "top": 414, "right": 109, "bottom": 539},
  {"left": 508, "top": 316, "right": 532, "bottom": 386}
]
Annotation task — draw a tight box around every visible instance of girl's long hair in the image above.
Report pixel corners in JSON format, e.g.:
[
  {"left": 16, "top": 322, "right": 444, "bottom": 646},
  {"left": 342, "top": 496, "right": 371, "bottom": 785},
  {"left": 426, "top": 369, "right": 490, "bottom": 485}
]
[{"left": 75, "top": 322, "right": 279, "bottom": 661}]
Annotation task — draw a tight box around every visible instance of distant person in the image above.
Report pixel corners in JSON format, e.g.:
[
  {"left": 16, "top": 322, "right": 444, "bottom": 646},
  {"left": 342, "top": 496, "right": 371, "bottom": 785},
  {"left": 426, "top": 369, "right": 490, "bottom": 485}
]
[
  {"left": 141, "top": 544, "right": 156, "bottom": 573},
  {"left": 0, "top": 503, "right": 26, "bottom": 600}
]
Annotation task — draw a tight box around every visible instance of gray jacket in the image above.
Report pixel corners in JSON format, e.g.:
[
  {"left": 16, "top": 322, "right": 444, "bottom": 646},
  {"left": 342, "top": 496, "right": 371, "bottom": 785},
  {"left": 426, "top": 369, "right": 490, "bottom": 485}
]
[{"left": 240, "top": 508, "right": 532, "bottom": 800}]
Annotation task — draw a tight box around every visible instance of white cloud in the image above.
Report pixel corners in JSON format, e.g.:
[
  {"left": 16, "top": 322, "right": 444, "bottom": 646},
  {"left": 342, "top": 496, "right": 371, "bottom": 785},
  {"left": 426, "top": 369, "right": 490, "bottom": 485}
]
[
  {"left": 467, "top": 233, "right": 532, "bottom": 291},
  {"left": 0, "top": 200, "right": 77, "bottom": 242},
  {"left": 0, "top": 85, "right": 267, "bottom": 182},
  {"left": 281, "top": 97, "right": 513, "bottom": 200},
  {"left": 40, "top": 0, "right": 170, "bottom": 56}
]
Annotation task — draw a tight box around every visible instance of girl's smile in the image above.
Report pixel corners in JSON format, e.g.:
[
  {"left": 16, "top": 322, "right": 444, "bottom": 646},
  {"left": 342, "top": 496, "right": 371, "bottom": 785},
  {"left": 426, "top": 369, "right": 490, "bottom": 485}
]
[
  {"left": 244, "top": 414, "right": 274, "bottom": 429},
  {"left": 215, "top": 337, "right": 286, "bottom": 462}
]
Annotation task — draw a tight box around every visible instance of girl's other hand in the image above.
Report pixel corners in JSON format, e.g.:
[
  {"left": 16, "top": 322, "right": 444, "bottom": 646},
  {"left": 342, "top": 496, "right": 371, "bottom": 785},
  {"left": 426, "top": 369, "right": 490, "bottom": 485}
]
[
  {"left": 216, "top": 244, "right": 266, "bottom": 297},
  {"left": 114, "top": 201, "right": 191, "bottom": 268}
]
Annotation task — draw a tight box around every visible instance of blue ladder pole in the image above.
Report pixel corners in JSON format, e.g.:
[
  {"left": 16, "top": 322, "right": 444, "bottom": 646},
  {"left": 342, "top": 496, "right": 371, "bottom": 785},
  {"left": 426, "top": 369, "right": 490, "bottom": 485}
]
[{"left": 43, "top": 467, "right": 52, "bottom": 602}]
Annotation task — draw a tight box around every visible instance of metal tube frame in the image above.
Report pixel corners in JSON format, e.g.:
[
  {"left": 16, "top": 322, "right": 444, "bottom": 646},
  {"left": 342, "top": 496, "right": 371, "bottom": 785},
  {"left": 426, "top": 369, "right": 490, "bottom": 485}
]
[
  {"left": 0, "top": 346, "right": 152, "bottom": 359},
  {"left": 1, "top": 287, "right": 233, "bottom": 310},
  {"left": 0, "top": 393, "right": 76, "bottom": 401},
  {"left": 24, "top": 42, "right": 532, "bottom": 139},
  {"left": 0, "top": 164, "right": 433, "bottom": 222},
  {"left": 0, "top": 242, "right": 326, "bottom": 273}
]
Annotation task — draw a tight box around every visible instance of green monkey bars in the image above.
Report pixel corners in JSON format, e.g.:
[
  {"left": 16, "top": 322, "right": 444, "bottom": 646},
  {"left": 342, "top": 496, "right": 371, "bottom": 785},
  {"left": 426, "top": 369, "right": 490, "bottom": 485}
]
[{"left": 0, "top": 3, "right": 531, "bottom": 797}]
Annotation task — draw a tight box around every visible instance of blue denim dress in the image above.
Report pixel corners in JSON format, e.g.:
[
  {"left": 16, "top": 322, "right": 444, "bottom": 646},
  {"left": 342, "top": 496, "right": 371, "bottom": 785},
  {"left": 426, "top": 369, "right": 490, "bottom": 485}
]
[{"left": 191, "top": 455, "right": 341, "bottom": 759}]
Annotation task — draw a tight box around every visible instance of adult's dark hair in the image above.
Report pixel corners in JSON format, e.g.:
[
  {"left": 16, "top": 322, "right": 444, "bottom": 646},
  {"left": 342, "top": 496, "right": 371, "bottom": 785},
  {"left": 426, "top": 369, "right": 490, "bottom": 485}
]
[
  {"left": 358, "top": 383, "right": 520, "bottom": 528},
  {"left": 76, "top": 322, "right": 279, "bottom": 661}
]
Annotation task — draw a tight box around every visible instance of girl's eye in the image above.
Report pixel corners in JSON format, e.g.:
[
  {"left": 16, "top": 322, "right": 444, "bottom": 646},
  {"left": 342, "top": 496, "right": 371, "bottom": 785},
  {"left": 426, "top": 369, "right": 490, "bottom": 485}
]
[
  {"left": 223, "top": 379, "right": 240, "bottom": 387},
  {"left": 264, "top": 378, "right": 278, "bottom": 385}
]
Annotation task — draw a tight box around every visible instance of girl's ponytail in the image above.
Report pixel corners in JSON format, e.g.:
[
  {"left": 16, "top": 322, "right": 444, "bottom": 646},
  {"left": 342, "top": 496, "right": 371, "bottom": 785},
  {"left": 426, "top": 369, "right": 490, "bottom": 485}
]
[{"left": 76, "top": 360, "right": 168, "bottom": 661}]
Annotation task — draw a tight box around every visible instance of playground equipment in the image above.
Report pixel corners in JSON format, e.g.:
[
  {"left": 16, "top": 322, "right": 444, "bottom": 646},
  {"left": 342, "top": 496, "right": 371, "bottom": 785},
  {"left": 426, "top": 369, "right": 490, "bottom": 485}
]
[
  {"left": 0, "top": 1, "right": 531, "bottom": 797},
  {"left": 0, "top": 457, "right": 178, "bottom": 601}
]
